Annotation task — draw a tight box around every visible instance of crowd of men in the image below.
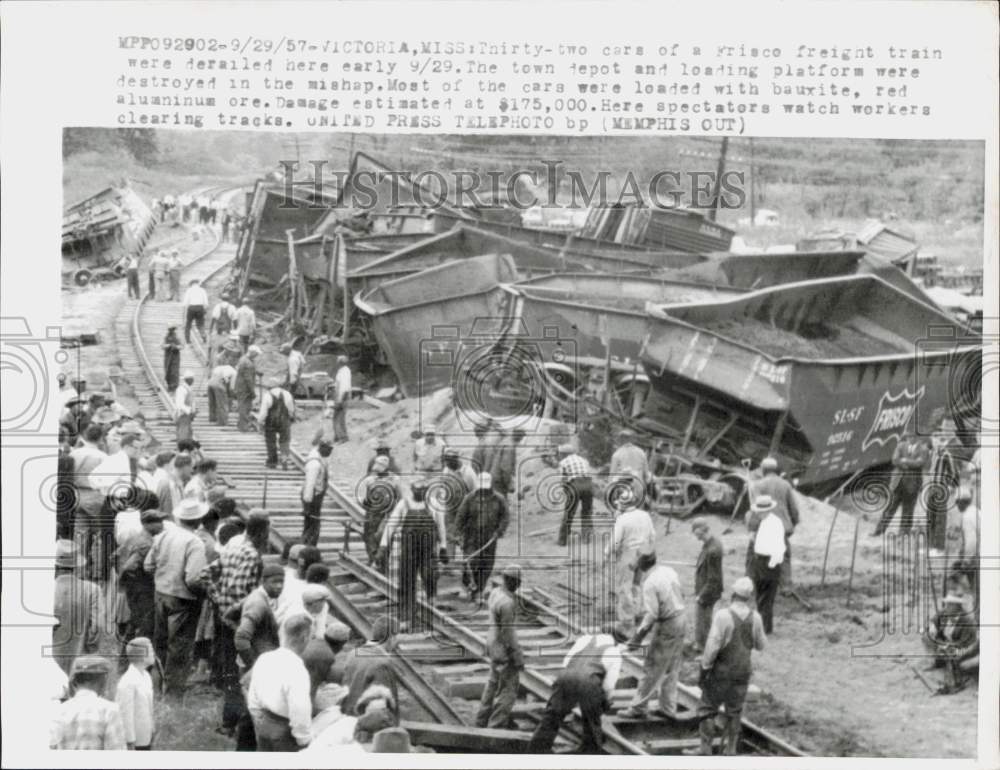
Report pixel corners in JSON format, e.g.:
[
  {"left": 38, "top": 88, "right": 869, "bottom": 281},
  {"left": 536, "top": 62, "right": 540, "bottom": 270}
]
[
  {"left": 150, "top": 194, "right": 243, "bottom": 242},
  {"left": 52, "top": 345, "right": 983, "bottom": 754}
]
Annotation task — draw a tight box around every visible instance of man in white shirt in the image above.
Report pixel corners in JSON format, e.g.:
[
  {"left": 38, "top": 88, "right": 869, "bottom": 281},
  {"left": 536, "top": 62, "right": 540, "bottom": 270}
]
[
  {"left": 330, "top": 355, "right": 351, "bottom": 443},
  {"left": 527, "top": 624, "right": 627, "bottom": 754},
  {"left": 234, "top": 300, "right": 257, "bottom": 351},
  {"left": 301, "top": 438, "right": 333, "bottom": 546},
  {"left": 206, "top": 362, "right": 236, "bottom": 426},
  {"left": 283, "top": 343, "right": 306, "bottom": 396},
  {"left": 619, "top": 552, "right": 687, "bottom": 721},
  {"left": 746, "top": 495, "right": 785, "bottom": 635},
  {"left": 247, "top": 613, "right": 314, "bottom": 752},
  {"left": 605, "top": 487, "right": 656, "bottom": 635},
  {"left": 182, "top": 280, "right": 209, "bottom": 343},
  {"left": 167, "top": 250, "right": 182, "bottom": 301},
  {"left": 174, "top": 371, "right": 197, "bottom": 442}
]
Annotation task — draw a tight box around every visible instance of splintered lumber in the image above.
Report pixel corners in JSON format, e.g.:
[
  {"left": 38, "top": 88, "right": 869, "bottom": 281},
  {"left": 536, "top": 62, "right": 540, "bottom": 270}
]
[{"left": 400, "top": 720, "right": 534, "bottom": 753}]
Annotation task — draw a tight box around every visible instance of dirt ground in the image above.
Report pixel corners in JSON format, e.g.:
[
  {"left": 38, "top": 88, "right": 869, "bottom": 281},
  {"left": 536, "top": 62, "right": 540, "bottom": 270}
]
[{"left": 298, "top": 394, "right": 979, "bottom": 759}]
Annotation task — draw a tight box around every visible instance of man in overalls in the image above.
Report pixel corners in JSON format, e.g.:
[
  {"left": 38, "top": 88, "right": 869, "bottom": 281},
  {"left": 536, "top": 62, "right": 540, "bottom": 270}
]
[
  {"left": 377, "top": 477, "right": 447, "bottom": 633},
  {"left": 358, "top": 456, "right": 401, "bottom": 568},
  {"left": 527, "top": 623, "right": 627, "bottom": 754},
  {"left": 687, "top": 577, "right": 766, "bottom": 756},
  {"left": 257, "top": 377, "right": 295, "bottom": 470}
]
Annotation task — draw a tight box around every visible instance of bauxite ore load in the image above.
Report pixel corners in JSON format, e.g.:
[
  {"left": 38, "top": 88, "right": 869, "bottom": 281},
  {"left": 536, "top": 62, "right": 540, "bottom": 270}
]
[{"left": 639, "top": 275, "right": 982, "bottom": 489}]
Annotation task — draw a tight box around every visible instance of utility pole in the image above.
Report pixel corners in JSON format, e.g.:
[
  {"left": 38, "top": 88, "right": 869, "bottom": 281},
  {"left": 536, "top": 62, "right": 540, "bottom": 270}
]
[
  {"left": 749, "top": 137, "right": 756, "bottom": 227},
  {"left": 709, "top": 136, "right": 729, "bottom": 222}
]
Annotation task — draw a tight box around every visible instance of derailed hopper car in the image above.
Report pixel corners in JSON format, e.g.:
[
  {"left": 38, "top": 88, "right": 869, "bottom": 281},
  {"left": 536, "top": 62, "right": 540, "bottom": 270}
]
[
  {"left": 354, "top": 253, "right": 520, "bottom": 397},
  {"left": 497, "top": 274, "right": 743, "bottom": 417},
  {"left": 639, "top": 275, "right": 982, "bottom": 491}
]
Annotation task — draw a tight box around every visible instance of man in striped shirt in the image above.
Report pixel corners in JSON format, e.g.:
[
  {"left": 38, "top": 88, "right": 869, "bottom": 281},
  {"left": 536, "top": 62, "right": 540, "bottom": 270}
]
[{"left": 50, "top": 656, "right": 126, "bottom": 751}]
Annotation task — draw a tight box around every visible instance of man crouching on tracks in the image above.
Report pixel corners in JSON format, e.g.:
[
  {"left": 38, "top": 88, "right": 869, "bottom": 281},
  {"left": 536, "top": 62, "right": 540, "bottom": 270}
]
[
  {"left": 685, "top": 577, "right": 766, "bottom": 756},
  {"left": 527, "top": 623, "right": 629, "bottom": 754},
  {"left": 377, "top": 477, "right": 448, "bottom": 633}
]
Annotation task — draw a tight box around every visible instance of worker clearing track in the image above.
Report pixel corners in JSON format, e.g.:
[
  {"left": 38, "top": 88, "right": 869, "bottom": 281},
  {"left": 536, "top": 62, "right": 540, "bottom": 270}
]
[{"left": 288, "top": 390, "right": 977, "bottom": 758}]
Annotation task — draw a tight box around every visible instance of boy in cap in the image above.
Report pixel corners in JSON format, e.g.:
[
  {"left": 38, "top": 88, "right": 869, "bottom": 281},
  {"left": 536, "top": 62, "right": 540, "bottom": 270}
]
[
  {"left": 50, "top": 656, "right": 126, "bottom": 750},
  {"left": 687, "top": 577, "right": 766, "bottom": 756},
  {"left": 116, "top": 637, "right": 156, "bottom": 750},
  {"left": 366, "top": 438, "right": 401, "bottom": 474},
  {"left": 303, "top": 620, "right": 352, "bottom": 697}
]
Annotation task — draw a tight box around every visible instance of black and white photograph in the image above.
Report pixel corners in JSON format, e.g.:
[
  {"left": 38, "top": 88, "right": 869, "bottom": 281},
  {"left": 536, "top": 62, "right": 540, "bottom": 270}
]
[{"left": 45, "top": 129, "right": 986, "bottom": 757}]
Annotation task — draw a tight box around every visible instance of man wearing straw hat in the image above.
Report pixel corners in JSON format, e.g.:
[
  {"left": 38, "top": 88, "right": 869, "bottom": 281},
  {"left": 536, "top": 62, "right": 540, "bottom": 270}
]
[
  {"left": 746, "top": 495, "right": 785, "bottom": 635},
  {"left": 144, "top": 498, "right": 208, "bottom": 695}
]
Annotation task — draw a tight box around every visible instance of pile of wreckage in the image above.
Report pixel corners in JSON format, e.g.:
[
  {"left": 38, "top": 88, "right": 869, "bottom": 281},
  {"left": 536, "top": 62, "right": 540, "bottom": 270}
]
[
  {"left": 62, "top": 181, "right": 156, "bottom": 286},
  {"left": 226, "top": 152, "right": 984, "bottom": 511}
]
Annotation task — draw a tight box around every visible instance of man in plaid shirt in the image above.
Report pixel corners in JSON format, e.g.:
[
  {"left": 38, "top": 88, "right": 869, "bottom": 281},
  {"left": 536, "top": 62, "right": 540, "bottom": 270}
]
[
  {"left": 557, "top": 444, "right": 594, "bottom": 547},
  {"left": 200, "top": 510, "right": 270, "bottom": 734},
  {"left": 50, "top": 656, "right": 126, "bottom": 750}
]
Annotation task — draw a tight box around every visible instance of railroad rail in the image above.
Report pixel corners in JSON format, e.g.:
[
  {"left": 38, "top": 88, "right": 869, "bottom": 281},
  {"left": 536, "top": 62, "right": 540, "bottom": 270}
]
[{"left": 120, "top": 199, "right": 804, "bottom": 756}]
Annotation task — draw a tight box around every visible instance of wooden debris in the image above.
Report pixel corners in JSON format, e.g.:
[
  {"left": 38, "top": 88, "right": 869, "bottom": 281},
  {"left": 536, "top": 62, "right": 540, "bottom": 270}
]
[{"left": 399, "top": 720, "right": 535, "bottom": 753}]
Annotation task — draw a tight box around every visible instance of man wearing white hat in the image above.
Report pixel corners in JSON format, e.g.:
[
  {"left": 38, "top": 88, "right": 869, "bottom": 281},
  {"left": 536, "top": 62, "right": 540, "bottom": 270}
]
[
  {"left": 174, "top": 371, "right": 197, "bottom": 443},
  {"left": 750, "top": 456, "right": 800, "bottom": 584},
  {"left": 144, "top": 498, "right": 208, "bottom": 694},
  {"left": 687, "top": 577, "right": 766, "bottom": 756},
  {"left": 455, "top": 471, "right": 510, "bottom": 603},
  {"left": 746, "top": 495, "right": 784, "bottom": 634}
]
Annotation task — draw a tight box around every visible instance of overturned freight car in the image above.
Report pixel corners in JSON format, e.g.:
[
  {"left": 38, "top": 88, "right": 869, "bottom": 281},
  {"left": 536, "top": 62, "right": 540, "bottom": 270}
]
[
  {"left": 62, "top": 183, "right": 156, "bottom": 283},
  {"left": 638, "top": 274, "right": 982, "bottom": 491},
  {"left": 354, "top": 254, "right": 522, "bottom": 397}
]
